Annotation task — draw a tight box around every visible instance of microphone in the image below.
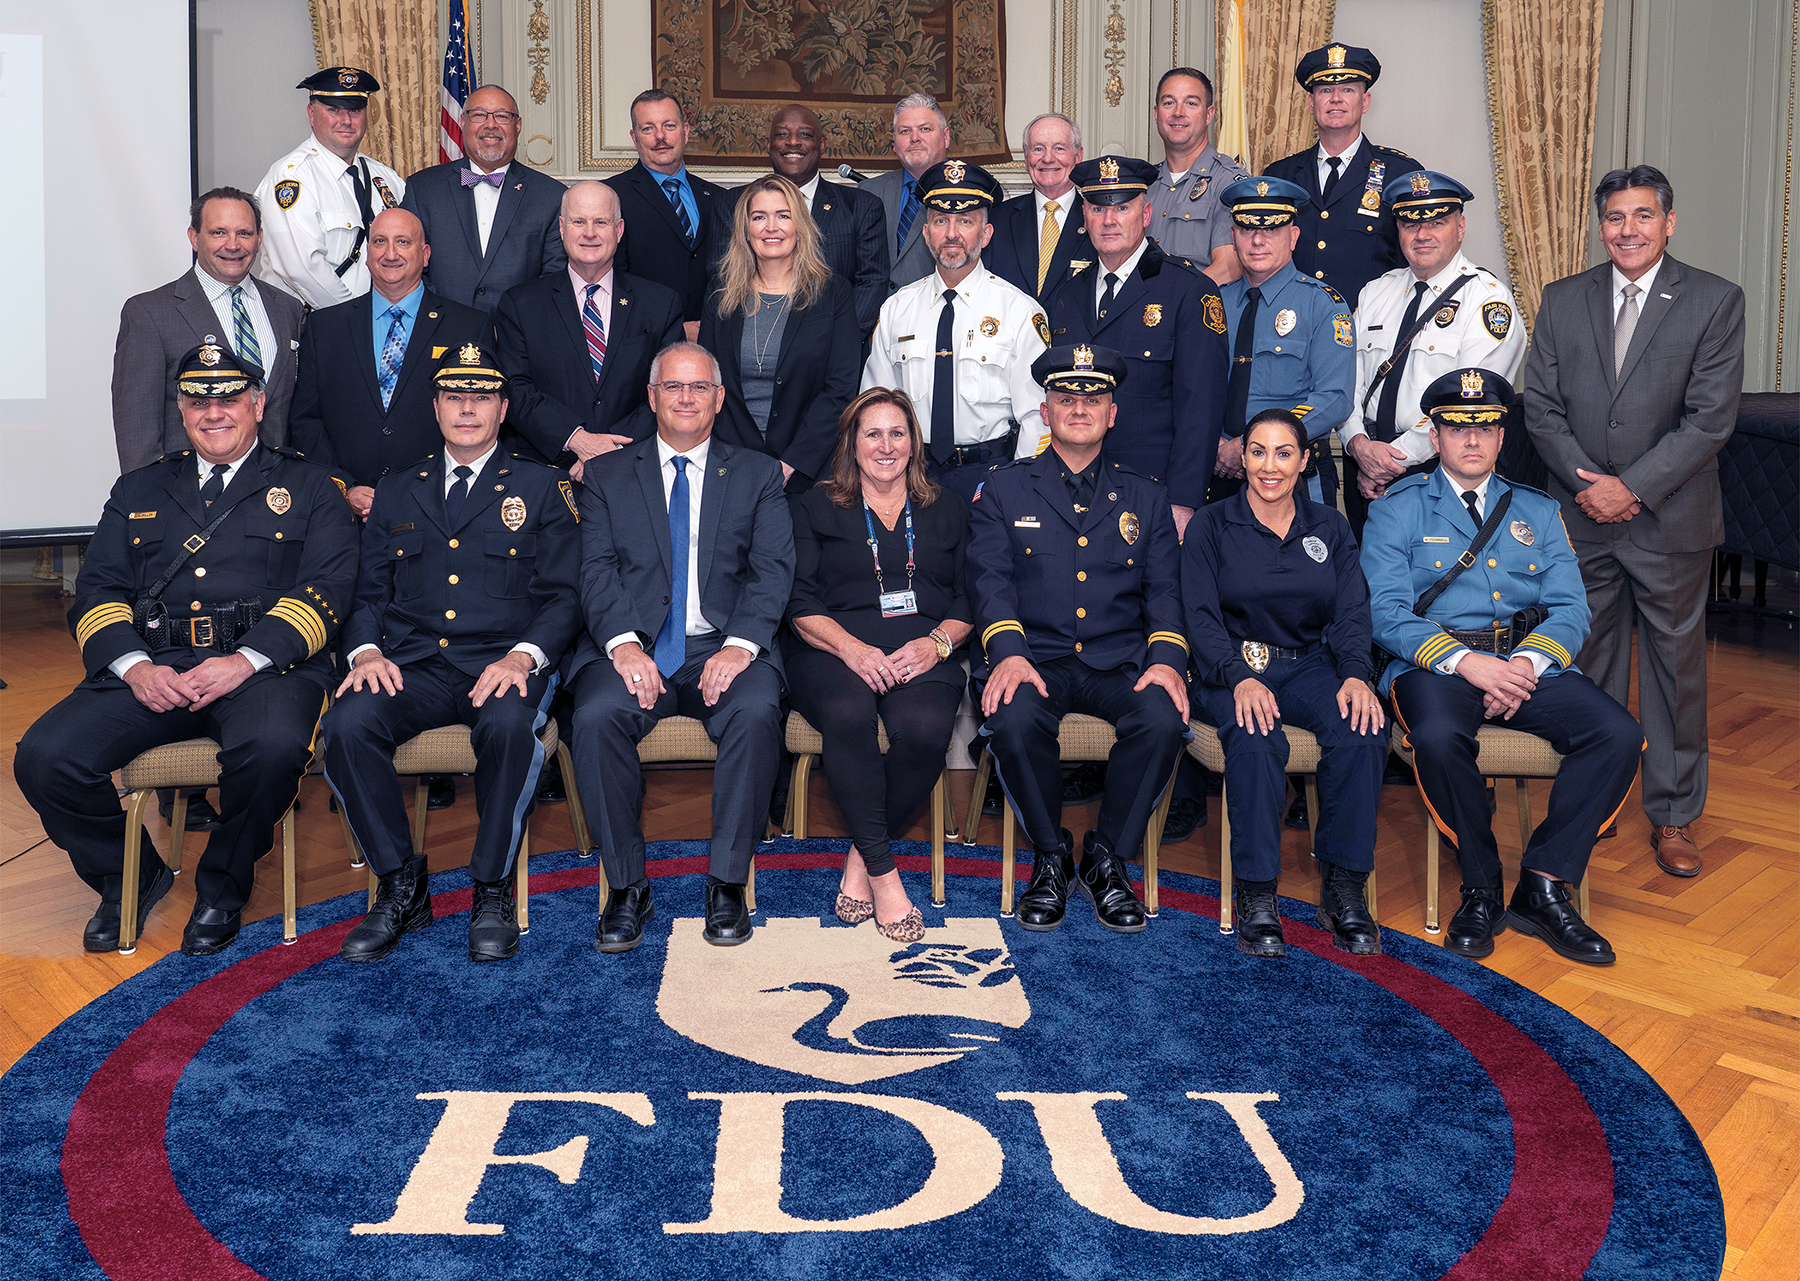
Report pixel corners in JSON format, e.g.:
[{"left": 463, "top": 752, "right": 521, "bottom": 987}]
[{"left": 836, "top": 163, "right": 871, "bottom": 182}]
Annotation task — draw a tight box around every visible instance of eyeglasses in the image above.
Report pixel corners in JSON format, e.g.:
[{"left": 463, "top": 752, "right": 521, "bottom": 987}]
[
  {"left": 463, "top": 110, "right": 520, "bottom": 126},
  {"left": 653, "top": 381, "right": 718, "bottom": 396}
]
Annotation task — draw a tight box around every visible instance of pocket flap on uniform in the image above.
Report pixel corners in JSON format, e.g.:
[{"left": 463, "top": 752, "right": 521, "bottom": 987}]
[
  {"left": 485, "top": 531, "right": 537, "bottom": 559},
  {"left": 389, "top": 531, "right": 425, "bottom": 559}
]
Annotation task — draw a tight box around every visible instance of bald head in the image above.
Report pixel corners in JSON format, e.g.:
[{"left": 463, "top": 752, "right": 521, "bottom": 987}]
[
  {"left": 769, "top": 103, "right": 823, "bottom": 185},
  {"left": 561, "top": 180, "right": 624, "bottom": 282},
  {"left": 368, "top": 207, "right": 429, "bottom": 302}
]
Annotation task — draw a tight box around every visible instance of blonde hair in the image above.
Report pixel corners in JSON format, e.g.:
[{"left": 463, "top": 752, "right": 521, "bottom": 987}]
[{"left": 714, "top": 175, "right": 834, "bottom": 317}]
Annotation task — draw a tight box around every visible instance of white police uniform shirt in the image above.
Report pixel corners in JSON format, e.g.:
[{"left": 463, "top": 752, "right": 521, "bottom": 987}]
[
  {"left": 861, "top": 264, "right": 1049, "bottom": 459},
  {"left": 1347, "top": 253, "right": 1524, "bottom": 466},
  {"left": 253, "top": 135, "right": 405, "bottom": 309}
]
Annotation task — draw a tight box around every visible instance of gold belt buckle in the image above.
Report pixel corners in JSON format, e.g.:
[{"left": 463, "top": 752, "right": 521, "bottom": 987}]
[
  {"left": 188, "top": 616, "right": 215, "bottom": 648},
  {"left": 1493, "top": 624, "right": 1507, "bottom": 655}
]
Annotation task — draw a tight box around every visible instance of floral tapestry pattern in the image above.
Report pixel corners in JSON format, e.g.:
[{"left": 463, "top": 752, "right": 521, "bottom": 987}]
[{"left": 652, "top": 0, "right": 1010, "bottom": 167}]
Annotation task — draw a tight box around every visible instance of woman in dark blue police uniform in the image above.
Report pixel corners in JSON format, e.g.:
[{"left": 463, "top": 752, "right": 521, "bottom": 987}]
[{"left": 1182, "top": 409, "right": 1386, "bottom": 957}]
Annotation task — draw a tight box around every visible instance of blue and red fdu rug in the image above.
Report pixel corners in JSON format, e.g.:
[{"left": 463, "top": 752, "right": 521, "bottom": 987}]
[{"left": 3, "top": 842, "right": 1722, "bottom": 1280}]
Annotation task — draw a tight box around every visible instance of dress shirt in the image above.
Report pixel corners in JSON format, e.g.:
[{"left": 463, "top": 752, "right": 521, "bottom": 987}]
[
  {"left": 468, "top": 161, "right": 511, "bottom": 254},
  {"left": 1034, "top": 186, "right": 1076, "bottom": 228},
  {"left": 797, "top": 173, "right": 822, "bottom": 206},
  {"left": 370, "top": 283, "right": 425, "bottom": 369},
  {"left": 1611, "top": 257, "right": 1664, "bottom": 321},
  {"left": 1432, "top": 468, "right": 1550, "bottom": 678},
  {"left": 110, "top": 444, "right": 271, "bottom": 677},
  {"left": 652, "top": 165, "right": 701, "bottom": 239},
  {"left": 195, "top": 267, "right": 277, "bottom": 374},
  {"left": 1315, "top": 135, "right": 1366, "bottom": 192},
  {"left": 603, "top": 434, "right": 759, "bottom": 659},
  {"left": 1092, "top": 240, "right": 1150, "bottom": 313},
  {"left": 565, "top": 265, "right": 615, "bottom": 449}
]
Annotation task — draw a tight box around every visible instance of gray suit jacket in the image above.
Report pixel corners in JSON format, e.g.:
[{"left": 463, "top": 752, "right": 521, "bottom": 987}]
[
  {"left": 400, "top": 159, "right": 568, "bottom": 315},
  {"left": 110, "top": 270, "right": 305, "bottom": 473},
  {"left": 1523, "top": 254, "right": 1745, "bottom": 553},
  {"left": 858, "top": 168, "right": 936, "bottom": 292}
]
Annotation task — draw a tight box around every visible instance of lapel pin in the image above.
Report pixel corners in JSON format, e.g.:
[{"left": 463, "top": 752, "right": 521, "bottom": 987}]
[
  {"left": 428, "top": 311, "right": 439, "bottom": 318},
  {"left": 718, "top": 467, "right": 726, "bottom": 475}
]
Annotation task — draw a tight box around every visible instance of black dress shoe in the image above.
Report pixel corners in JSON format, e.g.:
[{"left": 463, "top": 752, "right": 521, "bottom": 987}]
[
  {"left": 426, "top": 775, "right": 457, "bottom": 811},
  {"left": 1233, "top": 883, "right": 1286, "bottom": 958},
  {"left": 159, "top": 792, "right": 222, "bottom": 832},
  {"left": 1444, "top": 885, "right": 1507, "bottom": 958},
  {"left": 1506, "top": 870, "right": 1616, "bottom": 966},
  {"left": 181, "top": 904, "right": 242, "bottom": 956},
  {"left": 468, "top": 880, "right": 520, "bottom": 961},
  {"left": 84, "top": 861, "right": 175, "bottom": 952},
  {"left": 1061, "top": 761, "right": 1107, "bottom": 805},
  {"left": 1077, "top": 831, "right": 1147, "bottom": 933},
  {"left": 340, "top": 856, "right": 432, "bottom": 963},
  {"left": 1315, "top": 861, "right": 1382, "bottom": 956},
  {"left": 534, "top": 767, "right": 566, "bottom": 804},
  {"left": 703, "top": 879, "right": 753, "bottom": 946},
  {"left": 1160, "top": 796, "right": 1206, "bottom": 843},
  {"left": 597, "top": 881, "right": 655, "bottom": 953},
  {"left": 981, "top": 771, "right": 1006, "bottom": 817},
  {"left": 1283, "top": 792, "right": 1309, "bottom": 831},
  {"left": 1016, "top": 831, "right": 1074, "bottom": 931}
]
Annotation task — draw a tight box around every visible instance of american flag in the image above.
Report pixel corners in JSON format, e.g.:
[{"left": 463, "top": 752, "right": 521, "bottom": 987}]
[{"left": 439, "top": 0, "right": 473, "bottom": 164}]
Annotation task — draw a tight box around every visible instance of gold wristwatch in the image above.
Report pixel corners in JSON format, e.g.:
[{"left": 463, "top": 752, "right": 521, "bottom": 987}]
[{"left": 929, "top": 628, "right": 953, "bottom": 661}]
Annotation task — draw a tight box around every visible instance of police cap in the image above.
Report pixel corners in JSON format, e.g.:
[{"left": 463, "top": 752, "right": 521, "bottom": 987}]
[
  {"left": 1386, "top": 170, "right": 1475, "bottom": 222},
  {"left": 1421, "top": 367, "right": 1514, "bottom": 427},
  {"left": 918, "top": 159, "right": 1004, "bottom": 212},
  {"left": 433, "top": 341, "right": 507, "bottom": 393},
  {"left": 1032, "top": 343, "right": 1129, "bottom": 395},
  {"left": 1070, "top": 155, "right": 1158, "bottom": 205},
  {"left": 298, "top": 66, "right": 380, "bottom": 107},
  {"left": 176, "top": 335, "right": 265, "bottom": 398},
  {"left": 1295, "top": 43, "right": 1381, "bottom": 89},
  {"left": 1221, "top": 175, "right": 1310, "bottom": 228}
]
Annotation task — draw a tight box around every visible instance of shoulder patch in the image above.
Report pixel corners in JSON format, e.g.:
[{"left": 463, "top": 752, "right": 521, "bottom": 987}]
[
  {"left": 274, "top": 179, "right": 300, "bottom": 210},
  {"left": 971, "top": 482, "right": 983, "bottom": 502},
  {"left": 559, "top": 478, "right": 581, "bottom": 521},
  {"left": 1332, "top": 313, "right": 1354, "bottom": 347},
  {"left": 332, "top": 476, "right": 349, "bottom": 501},
  {"left": 1481, "top": 300, "right": 1513, "bottom": 339},
  {"left": 372, "top": 175, "right": 398, "bottom": 208},
  {"left": 1033, "top": 312, "right": 1051, "bottom": 345},
  {"left": 1203, "top": 293, "right": 1227, "bottom": 334}
]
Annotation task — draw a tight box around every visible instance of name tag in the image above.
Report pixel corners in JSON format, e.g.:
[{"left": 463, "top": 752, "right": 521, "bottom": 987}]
[
  {"left": 1366, "top": 324, "right": 1383, "bottom": 331},
  {"left": 1422, "top": 536, "right": 1450, "bottom": 543},
  {"left": 129, "top": 511, "right": 158, "bottom": 519},
  {"left": 896, "top": 334, "right": 915, "bottom": 343},
  {"left": 389, "top": 522, "right": 415, "bottom": 533},
  {"left": 1013, "top": 517, "right": 1041, "bottom": 528},
  {"left": 879, "top": 590, "right": 918, "bottom": 618}
]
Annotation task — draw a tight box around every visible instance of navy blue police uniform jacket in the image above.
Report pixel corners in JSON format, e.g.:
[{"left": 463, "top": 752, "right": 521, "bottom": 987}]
[{"left": 1263, "top": 140, "right": 1423, "bottom": 307}]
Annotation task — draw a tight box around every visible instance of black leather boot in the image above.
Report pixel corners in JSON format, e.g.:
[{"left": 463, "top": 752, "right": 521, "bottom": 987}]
[
  {"left": 1445, "top": 884, "right": 1506, "bottom": 958},
  {"left": 468, "top": 879, "right": 520, "bottom": 961},
  {"left": 1233, "top": 880, "right": 1286, "bottom": 958},
  {"left": 1316, "top": 860, "right": 1381, "bottom": 955},
  {"left": 1506, "top": 869, "right": 1615, "bottom": 966},
  {"left": 340, "top": 856, "right": 432, "bottom": 963},
  {"left": 1016, "top": 830, "right": 1075, "bottom": 931},
  {"left": 1077, "top": 831, "right": 1147, "bottom": 933}
]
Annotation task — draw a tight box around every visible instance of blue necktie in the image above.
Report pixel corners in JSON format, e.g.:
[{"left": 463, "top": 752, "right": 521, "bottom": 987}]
[
  {"left": 653, "top": 456, "right": 690, "bottom": 676},
  {"left": 896, "top": 175, "right": 922, "bottom": 252},
  {"left": 378, "top": 305, "right": 406, "bottom": 409},
  {"left": 662, "top": 177, "right": 694, "bottom": 247},
  {"left": 444, "top": 464, "right": 473, "bottom": 529}
]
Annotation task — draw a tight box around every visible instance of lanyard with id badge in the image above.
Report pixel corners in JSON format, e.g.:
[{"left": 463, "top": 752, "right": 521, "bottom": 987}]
[{"left": 864, "top": 497, "right": 918, "bottom": 617}]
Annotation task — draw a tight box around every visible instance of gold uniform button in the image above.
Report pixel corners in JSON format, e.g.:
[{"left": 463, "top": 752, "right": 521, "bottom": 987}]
[
  {"left": 1025, "top": 547, "right": 1032, "bottom": 555},
  {"left": 1144, "top": 350, "right": 1152, "bottom": 357},
  {"left": 1127, "top": 558, "right": 1133, "bottom": 566},
  {"left": 1317, "top": 240, "right": 1327, "bottom": 249},
  {"left": 132, "top": 537, "right": 140, "bottom": 545},
  {"left": 1488, "top": 558, "right": 1498, "bottom": 567},
  {"left": 448, "top": 574, "right": 459, "bottom": 584},
  {"left": 448, "top": 538, "right": 459, "bottom": 548},
  {"left": 190, "top": 600, "right": 202, "bottom": 611},
  {"left": 446, "top": 610, "right": 457, "bottom": 619},
  {"left": 1076, "top": 607, "right": 1086, "bottom": 618},
  {"left": 1316, "top": 271, "right": 1325, "bottom": 279},
  {"left": 1529, "top": 564, "right": 1537, "bottom": 571},
  {"left": 1492, "top": 591, "right": 1502, "bottom": 600},
  {"left": 395, "top": 549, "right": 405, "bottom": 557},
  {"left": 1434, "top": 560, "right": 1443, "bottom": 568},
  {"left": 1320, "top": 210, "right": 1330, "bottom": 220},
  {"left": 509, "top": 548, "right": 517, "bottom": 556},
  {"left": 1074, "top": 642, "right": 1083, "bottom": 652},
  {"left": 1078, "top": 536, "right": 1088, "bottom": 547},
  {"left": 439, "top": 638, "right": 449, "bottom": 648},
  {"left": 193, "top": 567, "right": 206, "bottom": 577},
  {"left": 274, "top": 531, "right": 283, "bottom": 540},
  {"left": 1077, "top": 571, "right": 1087, "bottom": 581}
]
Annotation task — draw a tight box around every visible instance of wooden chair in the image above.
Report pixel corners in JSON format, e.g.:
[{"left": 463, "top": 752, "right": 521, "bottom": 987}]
[
  {"left": 963, "top": 714, "right": 1179, "bottom": 917},
  {"left": 783, "top": 712, "right": 953, "bottom": 907},
  {"left": 336, "top": 720, "right": 582, "bottom": 938},
  {"left": 1388, "top": 723, "right": 1588, "bottom": 932},
  {"left": 1185, "top": 722, "right": 1378, "bottom": 935},
  {"left": 117, "top": 739, "right": 300, "bottom": 954},
  {"left": 631, "top": 716, "right": 761, "bottom": 914}
]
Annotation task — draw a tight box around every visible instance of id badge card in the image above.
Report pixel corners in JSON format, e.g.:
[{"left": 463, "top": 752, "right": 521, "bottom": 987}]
[{"left": 879, "top": 590, "right": 919, "bottom": 618}]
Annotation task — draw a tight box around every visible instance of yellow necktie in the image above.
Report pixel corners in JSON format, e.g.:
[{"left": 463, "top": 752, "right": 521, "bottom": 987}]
[{"left": 1037, "top": 199, "right": 1061, "bottom": 293}]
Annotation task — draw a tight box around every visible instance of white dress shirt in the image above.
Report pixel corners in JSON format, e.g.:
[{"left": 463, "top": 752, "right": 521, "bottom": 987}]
[
  {"left": 1611, "top": 256, "right": 1664, "bottom": 321},
  {"left": 195, "top": 267, "right": 277, "bottom": 374},
  {"left": 1434, "top": 469, "right": 1550, "bottom": 678},
  {"left": 1092, "top": 239, "right": 1150, "bottom": 313},
  {"left": 604, "top": 435, "right": 759, "bottom": 660},
  {"left": 468, "top": 162, "right": 510, "bottom": 254},
  {"left": 566, "top": 266, "right": 615, "bottom": 448},
  {"left": 797, "top": 173, "right": 822, "bottom": 206},
  {"left": 1033, "top": 186, "right": 1076, "bottom": 232},
  {"left": 1316, "top": 135, "right": 1366, "bottom": 192}
]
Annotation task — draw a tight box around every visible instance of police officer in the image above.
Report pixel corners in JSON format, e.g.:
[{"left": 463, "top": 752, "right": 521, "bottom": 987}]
[
  {"left": 1345, "top": 172, "right": 1525, "bottom": 536},
  {"left": 323, "top": 343, "right": 582, "bottom": 964},
  {"left": 14, "top": 340, "right": 358, "bottom": 956},
  {"left": 968, "top": 344, "right": 1190, "bottom": 934},
  {"left": 1146, "top": 68, "right": 1249, "bottom": 285},
  {"left": 1361, "top": 368, "right": 1643, "bottom": 966},
  {"left": 862, "top": 160, "right": 1049, "bottom": 501},
  {"left": 254, "top": 67, "right": 406, "bottom": 310},
  {"left": 1048, "top": 155, "right": 1230, "bottom": 537},
  {"left": 1214, "top": 176, "right": 1355, "bottom": 510},
  {"left": 1182, "top": 408, "right": 1386, "bottom": 958},
  {"left": 1262, "top": 44, "right": 1422, "bottom": 307}
]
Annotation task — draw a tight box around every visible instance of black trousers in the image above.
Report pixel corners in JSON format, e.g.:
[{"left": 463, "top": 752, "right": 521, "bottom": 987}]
[
  {"left": 977, "top": 655, "right": 1187, "bottom": 862},
  {"left": 786, "top": 645, "right": 962, "bottom": 876},
  {"left": 14, "top": 671, "right": 326, "bottom": 912},
  {"left": 1391, "top": 668, "right": 1642, "bottom": 887},
  {"left": 568, "top": 634, "right": 783, "bottom": 887},
  {"left": 322, "top": 656, "right": 555, "bottom": 883}
]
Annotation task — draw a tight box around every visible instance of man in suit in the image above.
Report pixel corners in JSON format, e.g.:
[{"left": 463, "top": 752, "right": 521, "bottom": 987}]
[
  {"left": 749, "top": 103, "right": 889, "bottom": 340},
  {"left": 113, "top": 187, "right": 305, "bottom": 473},
  {"left": 860, "top": 93, "right": 950, "bottom": 294},
  {"left": 985, "top": 113, "right": 1093, "bottom": 307},
  {"left": 1262, "top": 44, "right": 1422, "bottom": 308},
  {"left": 324, "top": 344, "right": 581, "bottom": 964},
  {"left": 288, "top": 208, "right": 492, "bottom": 519},
  {"left": 568, "top": 342, "right": 794, "bottom": 952},
  {"left": 1523, "top": 165, "right": 1746, "bottom": 879},
  {"left": 400, "top": 84, "right": 567, "bottom": 316},
  {"left": 496, "top": 180, "right": 683, "bottom": 480},
  {"left": 607, "top": 90, "right": 729, "bottom": 339},
  {"left": 1146, "top": 68, "right": 1248, "bottom": 286}
]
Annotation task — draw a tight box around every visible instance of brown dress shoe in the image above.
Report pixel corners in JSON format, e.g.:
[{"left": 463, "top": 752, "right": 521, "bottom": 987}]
[{"left": 1651, "top": 825, "right": 1703, "bottom": 878}]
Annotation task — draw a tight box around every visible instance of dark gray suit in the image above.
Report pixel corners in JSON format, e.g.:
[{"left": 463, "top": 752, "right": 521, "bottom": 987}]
[
  {"left": 1523, "top": 253, "right": 1746, "bottom": 827},
  {"left": 567, "top": 434, "right": 795, "bottom": 886},
  {"left": 400, "top": 159, "right": 568, "bottom": 315},
  {"left": 858, "top": 168, "right": 936, "bottom": 292},
  {"left": 110, "top": 269, "right": 304, "bottom": 472}
]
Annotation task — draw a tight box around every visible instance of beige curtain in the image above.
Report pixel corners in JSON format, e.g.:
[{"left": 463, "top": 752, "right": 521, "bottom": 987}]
[
  {"left": 309, "top": 0, "right": 438, "bottom": 178},
  {"left": 1217, "top": 0, "right": 1336, "bottom": 175},
  {"left": 1484, "top": 0, "right": 1605, "bottom": 332}
]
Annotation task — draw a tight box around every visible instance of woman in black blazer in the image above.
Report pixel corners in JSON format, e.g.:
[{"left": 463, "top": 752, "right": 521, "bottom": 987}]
[
  {"left": 786, "top": 388, "right": 973, "bottom": 942},
  {"left": 698, "top": 174, "right": 860, "bottom": 493}
]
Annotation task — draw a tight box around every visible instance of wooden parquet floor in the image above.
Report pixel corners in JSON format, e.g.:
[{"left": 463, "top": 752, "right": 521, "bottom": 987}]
[{"left": 1, "top": 582, "right": 1794, "bottom": 1279}]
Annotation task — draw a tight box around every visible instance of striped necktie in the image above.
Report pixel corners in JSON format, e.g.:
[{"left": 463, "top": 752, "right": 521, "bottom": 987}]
[
  {"left": 896, "top": 175, "right": 922, "bottom": 252},
  {"left": 229, "top": 286, "right": 261, "bottom": 371},
  {"left": 583, "top": 283, "right": 607, "bottom": 381},
  {"left": 661, "top": 178, "right": 694, "bottom": 247},
  {"left": 378, "top": 306, "right": 406, "bottom": 409},
  {"left": 1037, "top": 199, "right": 1061, "bottom": 294}
]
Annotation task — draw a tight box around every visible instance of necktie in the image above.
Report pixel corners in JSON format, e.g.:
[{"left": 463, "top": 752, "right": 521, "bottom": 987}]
[
  {"left": 653, "top": 457, "right": 690, "bottom": 676},
  {"left": 348, "top": 163, "right": 373, "bottom": 230},
  {"left": 1037, "top": 199, "right": 1061, "bottom": 294},
  {"left": 930, "top": 288, "right": 958, "bottom": 464},
  {"left": 1223, "top": 286, "right": 1262, "bottom": 436},
  {"left": 199, "top": 463, "right": 229, "bottom": 509},
  {"left": 1462, "top": 489, "right": 1483, "bottom": 527},
  {"left": 1614, "top": 282, "right": 1641, "bottom": 377},
  {"left": 896, "top": 176, "right": 922, "bottom": 253},
  {"left": 378, "top": 305, "right": 406, "bottom": 409},
  {"left": 1321, "top": 155, "right": 1342, "bottom": 204},
  {"left": 1373, "top": 280, "right": 1429, "bottom": 441},
  {"left": 444, "top": 464, "right": 474, "bottom": 528},
  {"left": 229, "top": 286, "right": 261, "bottom": 371},
  {"left": 1098, "top": 271, "right": 1119, "bottom": 323},
  {"left": 662, "top": 178, "right": 694, "bottom": 247},
  {"left": 1066, "top": 463, "right": 1095, "bottom": 511},
  {"left": 460, "top": 168, "right": 505, "bottom": 188},
  {"left": 583, "top": 283, "right": 608, "bottom": 381}
]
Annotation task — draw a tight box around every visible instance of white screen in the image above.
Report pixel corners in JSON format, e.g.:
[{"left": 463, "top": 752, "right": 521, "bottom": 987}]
[{"left": 0, "top": 1, "right": 192, "bottom": 535}]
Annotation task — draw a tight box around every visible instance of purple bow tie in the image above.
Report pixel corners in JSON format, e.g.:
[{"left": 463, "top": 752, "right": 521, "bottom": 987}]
[{"left": 461, "top": 168, "right": 505, "bottom": 188}]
